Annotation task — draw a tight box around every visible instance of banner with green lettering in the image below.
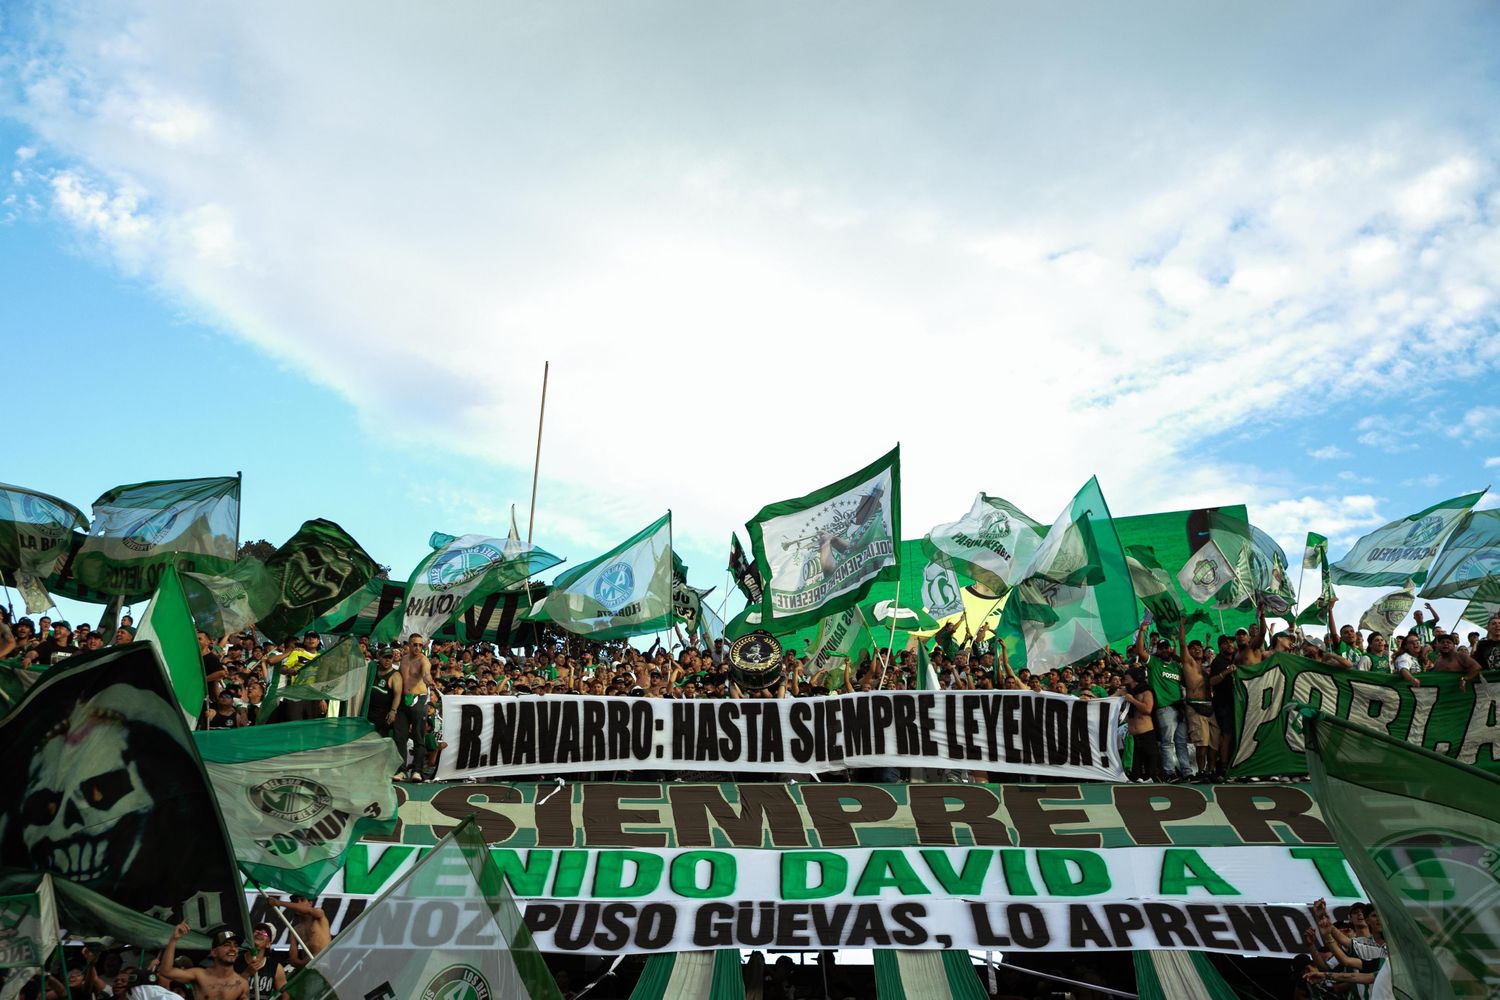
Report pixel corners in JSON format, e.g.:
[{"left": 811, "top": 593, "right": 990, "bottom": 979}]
[{"left": 1230, "top": 653, "right": 1500, "bottom": 777}]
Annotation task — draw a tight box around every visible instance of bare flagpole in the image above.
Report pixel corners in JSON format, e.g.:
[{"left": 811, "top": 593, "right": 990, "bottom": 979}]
[{"left": 527, "top": 362, "right": 550, "bottom": 548}]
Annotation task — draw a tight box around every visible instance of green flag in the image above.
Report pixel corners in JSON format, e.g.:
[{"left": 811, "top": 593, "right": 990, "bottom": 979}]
[
  {"left": 1126, "top": 544, "right": 1184, "bottom": 630},
  {"left": 873, "top": 949, "right": 991, "bottom": 999},
  {"left": 0, "top": 875, "right": 58, "bottom": 973},
  {"left": 0, "top": 662, "right": 40, "bottom": 721},
  {"left": 805, "top": 605, "right": 873, "bottom": 687},
  {"left": 0, "top": 483, "right": 86, "bottom": 578},
  {"left": 1460, "top": 577, "right": 1500, "bottom": 634},
  {"left": 1248, "top": 523, "right": 1298, "bottom": 615},
  {"left": 262, "top": 635, "right": 369, "bottom": 718},
  {"left": 72, "top": 476, "right": 240, "bottom": 597},
  {"left": 252, "top": 519, "right": 382, "bottom": 641},
  {"left": 282, "top": 817, "right": 561, "bottom": 1000},
  {"left": 193, "top": 718, "right": 400, "bottom": 897},
  {"left": 137, "top": 563, "right": 207, "bottom": 725},
  {"left": 1295, "top": 531, "right": 1335, "bottom": 626},
  {"left": 1306, "top": 711, "right": 1500, "bottom": 999},
  {"left": 0, "top": 870, "right": 214, "bottom": 954},
  {"left": 747, "top": 447, "right": 901, "bottom": 634},
  {"left": 531, "top": 513, "right": 674, "bottom": 640},
  {"left": 401, "top": 529, "right": 561, "bottom": 639},
  {"left": 1358, "top": 582, "right": 1417, "bottom": 636},
  {"left": 1330, "top": 490, "right": 1487, "bottom": 588},
  {"left": 1009, "top": 477, "right": 1138, "bottom": 672},
  {"left": 923, "top": 492, "right": 1043, "bottom": 595},
  {"left": 1133, "top": 951, "right": 1239, "bottom": 1000},
  {"left": 181, "top": 569, "right": 256, "bottom": 637},
  {"left": 1420, "top": 509, "right": 1500, "bottom": 599}
]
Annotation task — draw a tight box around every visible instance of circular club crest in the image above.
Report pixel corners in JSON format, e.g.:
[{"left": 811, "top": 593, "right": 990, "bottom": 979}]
[
  {"left": 427, "top": 543, "right": 503, "bottom": 592},
  {"left": 421, "top": 964, "right": 493, "bottom": 1000},
  {"left": 247, "top": 776, "right": 333, "bottom": 824},
  {"left": 1405, "top": 515, "right": 1446, "bottom": 546},
  {"left": 729, "top": 630, "right": 784, "bottom": 691},
  {"left": 592, "top": 562, "right": 636, "bottom": 611},
  {"left": 122, "top": 508, "right": 182, "bottom": 552},
  {"left": 1191, "top": 558, "right": 1219, "bottom": 589}
]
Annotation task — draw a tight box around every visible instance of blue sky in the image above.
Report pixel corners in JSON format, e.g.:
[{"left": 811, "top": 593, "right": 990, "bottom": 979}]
[{"left": 2, "top": 1, "right": 1498, "bottom": 632}]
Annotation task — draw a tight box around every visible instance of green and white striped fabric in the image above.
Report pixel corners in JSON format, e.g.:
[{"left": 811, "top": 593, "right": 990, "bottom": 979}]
[
  {"left": 628, "top": 950, "right": 743, "bottom": 1000},
  {"left": 1133, "top": 950, "right": 1239, "bottom": 999},
  {"left": 873, "top": 949, "right": 987, "bottom": 999}
]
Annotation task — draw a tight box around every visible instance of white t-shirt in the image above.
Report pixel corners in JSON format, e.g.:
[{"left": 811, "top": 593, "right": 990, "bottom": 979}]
[{"left": 1393, "top": 652, "right": 1422, "bottom": 675}]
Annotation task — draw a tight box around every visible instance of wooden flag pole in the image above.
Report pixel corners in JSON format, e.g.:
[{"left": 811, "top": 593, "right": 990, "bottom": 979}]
[{"left": 879, "top": 578, "right": 901, "bottom": 688}]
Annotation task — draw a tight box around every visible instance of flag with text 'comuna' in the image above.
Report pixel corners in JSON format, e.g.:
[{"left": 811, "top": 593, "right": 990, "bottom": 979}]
[
  {"left": 1306, "top": 712, "right": 1500, "bottom": 1000},
  {"left": 1007, "top": 477, "right": 1138, "bottom": 672},
  {"left": 0, "top": 643, "right": 247, "bottom": 935},
  {"left": 282, "top": 817, "right": 561, "bottom": 1000},
  {"left": 747, "top": 447, "right": 901, "bottom": 634},
  {"left": 251, "top": 519, "right": 382, "bottom": 642},
  {"left": 137, "top": 564, "right": 206, "bottom": 726},
  {"left": 193, "top": 718, "right": 399, "bottom": 897},
  {"left": 402, "top": 530, "right": 562, "bottom": 640},
  {"left": 1294, "top": 531, "right": 1334, "bottom": 626},
  {"left": 530, "top": 513, "right": 673, "bottom": 640},
  {"left": 923, "top": 492, "right": 1044, "bottom": 596},
  {"left": 1419, "top": 508, "right": 1500, "bottom": 600},
  {"left": 0, "top": 483, "right": 86, "bottom": 610},
  {"left": 1330, "top": 489, "right": 1487, "bottom": 588},
  {"left": 1358, "top": 583, "right": 1417, "bottom": 636},
  {"left": 262, "top": 636, "right": 370, "bottom": 719},
  {"left": 72, "top": 476, "right": 240, "bottom": 597}
]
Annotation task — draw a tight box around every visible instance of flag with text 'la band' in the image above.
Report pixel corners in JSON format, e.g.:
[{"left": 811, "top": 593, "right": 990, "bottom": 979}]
[
  {"left": 1306, "top": 712, "right": 1500, "bottom": 1000},
  {"left": 193, "top": 719, "right": 399, "bottom": 897},
  {"left": 923, "top": 492, "right": 1044, "bottom": 595},
  {"left": 1329, "top": 489, "right": 1487, "bottom": 588},
  {"left": 72, "top": 476, "right": 240, "bottom": 596},
  {"left": 402, "top": 529, "right": 562, "bottom": 640},
  {"left": 136, "top": 563, "right": 206, "bottom": 726},
  {"left": 747, "top": 447, "right": 901, "bottom": 634},
  {"left": 1420, "top": 508, "right": 1500, "bottom": 599},
  {"left": 530, "top": 513, "right": 673, "bottom": 640},
  {"left": 1008, "top": 477, "right": 1138, "bottom": 672},
  {"left": 0, "top": 483, "right": 86, "bottom": 577},
  {"left": 282, "top": 818, "right": 560, "bottom": 1000}
]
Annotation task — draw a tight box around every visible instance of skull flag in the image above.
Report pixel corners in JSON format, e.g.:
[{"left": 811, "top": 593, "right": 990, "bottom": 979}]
[
  {"left": 0, "top": 643, "right": 248, "bottom": 935},
  {"left": 251, "top": 520, "right": 380, "bottom": 642}
]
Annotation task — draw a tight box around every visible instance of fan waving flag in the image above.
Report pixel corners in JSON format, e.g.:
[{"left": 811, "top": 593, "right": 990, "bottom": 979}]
[
  {"left": 1306, "top": 711, "right": 1500, "bottom": 999},
  {"left": 72, "top": 476, "right": 240, "bottom": 597},
  {"left": 530, "top": 513, "right": 674, "bottom": 639},
  {"left": 282, "top": 817, "right": 561, "bottom": 1000},
  {"left": 262, "top": 635, "right": 370, "bottom": 718},
  {"left": 193, "top": 719, "right": 399, "bottom": 897},
  {"left": 1330, "top": 489, "right": 1487, "bottom": 588},
  {"left": 402, "top": 529, "right": 562, "bottom": 639},
  {"left": 747, "top": 447, "right": 901, "bottom": 634}
]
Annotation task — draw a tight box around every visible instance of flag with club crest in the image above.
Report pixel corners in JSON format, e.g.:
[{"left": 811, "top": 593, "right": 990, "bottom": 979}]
[
  {"left": 530, "top": 513, "right": 674, "bottom": 640},
  {"left": 923, "top": 492, "right": 1044, "bottom": 595},
  {"left": 252, "top": 520, "right": 382, "bottom": 641},
  {"left": 747, "top": 447, "right": 901, "bottom": 634},
  {"left": 1420, "top": 509, "right": 1500, "bottom": 600},
  {"left": 1358, "top": 582, "right": 1417, "bottom": 636},
  {"left": 72, "top": 476, "right": 240, "bottom": 597},
  {"left": 1248, "top": 524, "right": 1298, "bottom": 615},
  {"left": 1330, "top": 490, "right": 1487, "bottom": 588},
  {"left": 401, "top": 528, "right": 561, "bottom": 640},
  {"left": 0, "top": 484, "right": 86, "bottom": 614},
  {"left": 282, "top": 817, "right": 561, "bottom": 1000},
  {"left": 1306, "top": 711, "right": 1500, "bottom": 1000},
  {"left": 193, "top": 718, "right": 399, "bottom": 897}
]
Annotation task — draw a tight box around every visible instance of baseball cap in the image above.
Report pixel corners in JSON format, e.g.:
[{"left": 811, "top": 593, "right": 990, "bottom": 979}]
[{"left": 211, "top": 930, "right": 240, "bottom": 947}]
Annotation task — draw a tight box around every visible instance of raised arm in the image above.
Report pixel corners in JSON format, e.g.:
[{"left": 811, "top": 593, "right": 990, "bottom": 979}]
[
  {"left": 1132, "top": 622, "right": 1149, "bottom": 664},
  {"left": 156, "top": 923, "right": 204, "bottom": 987}
]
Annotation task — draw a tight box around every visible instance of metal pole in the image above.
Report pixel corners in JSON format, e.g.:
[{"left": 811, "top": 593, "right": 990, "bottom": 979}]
[{"left": 526, "top": 362, "right": 550, "bottom": 548}]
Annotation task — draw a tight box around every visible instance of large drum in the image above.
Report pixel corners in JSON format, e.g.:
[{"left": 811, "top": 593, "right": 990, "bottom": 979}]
[{"left": 728, "top": 631, "right": 784, "bottom": 691}]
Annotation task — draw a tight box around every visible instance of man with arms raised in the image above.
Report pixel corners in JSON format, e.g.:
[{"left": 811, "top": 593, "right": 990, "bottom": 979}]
[
  {"left": 268, "top": 894, "right": 332, "bottom": 966},
  {"left": 399, "top": 633, "right": 436, "bottom": 781},
  {"left": 157, "top": 925, "right": 248, "bottom": 1000}
]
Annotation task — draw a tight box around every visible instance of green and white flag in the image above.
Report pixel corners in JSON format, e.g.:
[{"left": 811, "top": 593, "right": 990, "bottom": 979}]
[
  {"left": 923, "top": 492, "right": 1043, "bottom": 595},
  {"left": 629, "top": 951, "right": 744, "bottom": 1000},
  {"left": 282, "top": 817, "right": 561, "bottom": 1000},
  {"left": 12, "top": 573, "right": 52, "bottom": 616},
  {"left": 1176, "top": 538, "right": 1236, "bottom": 603},
  {"left": 253, "top": 519, "right": 383, "bottom": 641},
  {"left": 262, "top": 636, "right": 370, "bottom": 718},
  {"left": 0, "top": 483, "right": 86, "bottom": 578},
  {"left": 402, "top": 530, "right": 561, "bottom": 639},
  {"left": 1294, "top": 531, "right": 1334, "bottom": 626},
  {"left": 1460, "top": 577, "right": 1500, "bottom": 633},
  {"left": 1132, "top": 950, "right": 1240, "bottom": 1000},
  {"left": 747, "top": 447, "right": 901, "bottom": 634},
  {"left": 530, "top": 513, "right": 673, "bottom": 640},
  {"left": 1248, "top": 524, "right": 1297, "bottom": 615},
  {"left": 73, "top": 476, "right": 240, "bottom": 596},
  {"left": 921, "top": 559, "right": 966, "bottom": 620},
  {"left": 137, "top": 564, "right": 207, "bottom": 726},
  {"left": 193, "top": 719, "right": 399, "bottom": 897},
  {"left": 1009, "top": 477, "right": 1138, "bottom": 672},
  {"left": 1306, "top": 712, "right": 1500, "bottom": 1000},
  {"left": 0, "top": 875, "right": 58, "bottom": 973},
  {"left": 1330, "top": 489, "right": 1487, "bottom": 588},
  {"left": 873, "top": 949, "right": 991, "bottom": 999},
  {"left": 1358, "top": 582, "right": 1417, "bottom": 636},
  {"left": 806, "top": 605, "right": 873, "bottom": 684},
  {"left": 1420, "top": 509, "right": 1500, "bottom": 599},
  {"left": 182, "top": 570, "right": 256, "bottom": 637},
  {"left": 1126, "top": 544, "right": 1184, "bottom": 630}
]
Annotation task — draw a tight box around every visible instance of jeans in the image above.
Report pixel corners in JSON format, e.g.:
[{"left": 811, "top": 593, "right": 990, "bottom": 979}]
[
  {"left": 400, "top": 694, "right": 428, "bottom": 771},
  {"left": 1155, "top": 703, "right": 1192, "bottom": 780}
]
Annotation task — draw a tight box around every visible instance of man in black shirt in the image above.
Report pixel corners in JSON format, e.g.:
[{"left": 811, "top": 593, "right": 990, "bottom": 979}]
[
  {"left": 1471, "top": 614, "right": 1500, "bottom": 673},
  {"left": 33, "top": 620, "right": 75, "bottom": 666},
  {"left": 1206, "top": 635, "right": 1238, "bottom": 781}
]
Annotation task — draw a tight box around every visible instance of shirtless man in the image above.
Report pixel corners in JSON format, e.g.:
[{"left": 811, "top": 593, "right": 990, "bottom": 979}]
[
  {"left": 1430, "top": 632, "right": 1482, "bottom": 690},
  {"left": 1177, "top": 624, "right": 1214, "bottom": 778},
  {"left": 268, "top": 894, "right": 332, "bottom": 966},
  {"left": 399, "top": 633, "right": 436, "bottom": 781},
  {"left": 1234, "top": 608, "right": 1271, "bottom": 668},
  {"left": 157, "top": 926, "right": 248, "bottom": 999}
]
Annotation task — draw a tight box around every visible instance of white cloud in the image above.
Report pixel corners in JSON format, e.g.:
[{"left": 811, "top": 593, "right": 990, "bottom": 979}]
[
  {"left": 1486, "top": 456, "right": 1500, "bottom": 469},
  {"left": 1254, "top": 494, "right": 1386, "bottom": 549},
  {"left": 1446, "top": 406, "right": 1500, "bottom": 441},
  {"left": 1401, "top": 473, "right": 1445, "bottom": 488},
  {"left": 3, "top": 2, "right": 1499, "bottom": 561},
  {"left": 1308, "top": 445, "right": 1350, "bottom": 460}
]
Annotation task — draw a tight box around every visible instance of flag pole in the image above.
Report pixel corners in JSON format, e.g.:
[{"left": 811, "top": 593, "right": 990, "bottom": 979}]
[
  {"left": 234, "top": 470, "right": 243, "bottom": 549},
  {"left": 526, "top": 362, "right": 549, "bottom": 548},
  {"left": 879, "top": 578, "right": 901, "bottom": 688}
]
